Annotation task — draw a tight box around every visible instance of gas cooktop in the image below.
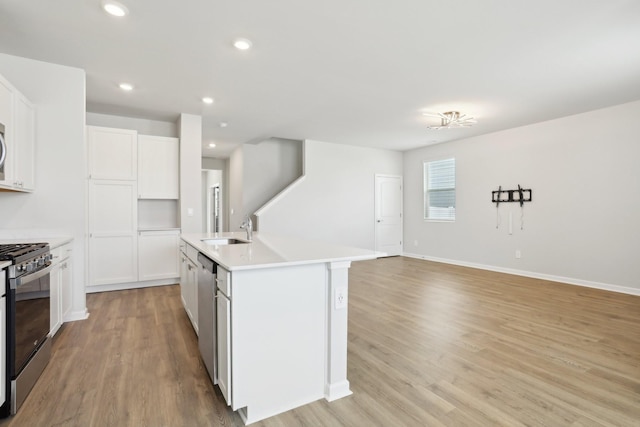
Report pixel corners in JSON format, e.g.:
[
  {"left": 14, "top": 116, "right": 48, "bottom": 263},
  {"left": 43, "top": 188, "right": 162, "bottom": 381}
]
[{"left": 0, "top": 243, "right": 49, "bottom": 263}]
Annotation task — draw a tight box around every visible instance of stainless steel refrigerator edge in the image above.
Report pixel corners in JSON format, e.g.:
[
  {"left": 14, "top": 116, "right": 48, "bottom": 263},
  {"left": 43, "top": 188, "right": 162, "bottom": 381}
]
[{"left": 197, "top": 253, "right": 217, "bottom": 384}]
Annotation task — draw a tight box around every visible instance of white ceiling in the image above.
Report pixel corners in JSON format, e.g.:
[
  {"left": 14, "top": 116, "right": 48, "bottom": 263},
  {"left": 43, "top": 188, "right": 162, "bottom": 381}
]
[{"left": 1, "top": 0, "right": 639, "bottom": 158}]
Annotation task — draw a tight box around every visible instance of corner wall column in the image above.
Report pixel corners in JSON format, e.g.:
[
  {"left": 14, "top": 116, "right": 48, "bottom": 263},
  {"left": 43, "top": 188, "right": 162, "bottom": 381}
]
[
  {"left": 178, "top": 114, "right": 202, "bottom": 233},
  {"left": 325, "top": 260, "right": 353, "bottom": 401}
]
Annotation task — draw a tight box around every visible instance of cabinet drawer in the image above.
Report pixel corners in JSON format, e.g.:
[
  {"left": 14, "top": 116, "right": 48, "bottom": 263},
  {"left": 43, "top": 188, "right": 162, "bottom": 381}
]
[
  {"left": 216, "top": 266, "right": 230, "bottom": 297},
  {"left": 50, "top": 246, "right": 62, "bottom": 264},
  {"left": 186, "top": 243, "right": 199, "bottom": 264},
  {"left": 59, "top": 242, "right": 73, "bottom": 260},
  {"left": 50, "top": 242, "right": 73, "bottom": 265}
]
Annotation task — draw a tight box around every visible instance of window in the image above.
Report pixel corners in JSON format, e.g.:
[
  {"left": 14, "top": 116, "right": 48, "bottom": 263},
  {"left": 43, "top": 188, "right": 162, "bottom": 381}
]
[{"left": 424, "top": 158, "right": 456, "bottom": 221}]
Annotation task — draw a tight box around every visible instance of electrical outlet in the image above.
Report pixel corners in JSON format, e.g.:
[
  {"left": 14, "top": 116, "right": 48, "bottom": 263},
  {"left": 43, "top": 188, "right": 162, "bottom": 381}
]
[
  {"left": 187, "top": 208, "right": 194, "bottom": 217},
  {"left": 335, "top": 287, "right": 348, "bottom": 310},
  {"left": 515, "top": 250, "right": 521, "bottom": 259}
]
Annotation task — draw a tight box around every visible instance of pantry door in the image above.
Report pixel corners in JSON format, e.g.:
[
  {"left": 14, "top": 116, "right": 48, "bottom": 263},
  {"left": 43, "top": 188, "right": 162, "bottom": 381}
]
[{"left": 375, "top": 175, "right": 403, "bottom": 256}]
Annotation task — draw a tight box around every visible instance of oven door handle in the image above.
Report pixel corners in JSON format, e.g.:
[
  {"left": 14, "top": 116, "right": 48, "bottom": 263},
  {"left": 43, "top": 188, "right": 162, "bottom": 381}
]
[{"left": 10, "top": 262, "right": 54, "bottom": 290}]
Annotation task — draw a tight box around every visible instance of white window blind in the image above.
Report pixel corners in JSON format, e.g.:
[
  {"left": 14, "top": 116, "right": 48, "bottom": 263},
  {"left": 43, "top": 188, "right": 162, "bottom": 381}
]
[{"left": 424, "top": 158, "right": 456, "bottom": 220}]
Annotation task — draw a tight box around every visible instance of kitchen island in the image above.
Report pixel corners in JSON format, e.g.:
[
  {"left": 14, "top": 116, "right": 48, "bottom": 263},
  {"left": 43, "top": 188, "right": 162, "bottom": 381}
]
[{"left": 180, "top": 232, "right": 381, "bottom": 425}]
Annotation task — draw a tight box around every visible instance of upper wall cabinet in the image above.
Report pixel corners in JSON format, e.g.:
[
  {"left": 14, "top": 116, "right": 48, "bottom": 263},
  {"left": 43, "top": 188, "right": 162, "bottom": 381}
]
[
  {"left": 0, "top": 76, "right": 14, "bottom": 189},
  {"left": 87, "top": 126, "right": 137, "bottom": 180},
  {"left": 13, "top": 92, "right": 35, "bottom": 191},
  {"left": 138, "top": 135, "right": 179, "bottom": 199},
  {"left": 0, "top": 73, "right": 36, "bottom": 192}
]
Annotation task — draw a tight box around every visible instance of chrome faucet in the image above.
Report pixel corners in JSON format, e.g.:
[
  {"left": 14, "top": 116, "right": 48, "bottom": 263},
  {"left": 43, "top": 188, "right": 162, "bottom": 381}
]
[{"left": 240, "top": 215, "right": 253, "bottom": 241}]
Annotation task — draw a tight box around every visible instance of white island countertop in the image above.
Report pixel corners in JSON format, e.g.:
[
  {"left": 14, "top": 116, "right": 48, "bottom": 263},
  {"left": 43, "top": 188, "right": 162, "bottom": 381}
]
[{"left": 181, "top": 231, "right": 383, "bottom": 271}]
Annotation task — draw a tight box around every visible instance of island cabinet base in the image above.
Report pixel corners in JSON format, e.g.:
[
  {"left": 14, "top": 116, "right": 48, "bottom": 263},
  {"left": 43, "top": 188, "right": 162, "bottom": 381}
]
[{"left": 227, "top": 261, "right": 353, "bottom": 425}]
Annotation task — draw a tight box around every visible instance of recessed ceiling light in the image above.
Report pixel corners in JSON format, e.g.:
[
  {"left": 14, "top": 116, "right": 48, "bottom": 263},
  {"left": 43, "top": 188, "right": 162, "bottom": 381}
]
[
  {"left": 119, "top": 82, "right": 133, "bottom": 91},
  {"left": 202, "top": 97, "right": 214, "bottom": 104},
  {"left": 208, "top": 143, "right": 216, "bottom": 148},
  {"left": 219, "top": 122, "right": 228, "bottom": 128},
  {"left": 233, "top": 38, "right": 252, "bottom": 50},
  {"left": 102, "top": 1, "right": 129, "bottom": 17}
]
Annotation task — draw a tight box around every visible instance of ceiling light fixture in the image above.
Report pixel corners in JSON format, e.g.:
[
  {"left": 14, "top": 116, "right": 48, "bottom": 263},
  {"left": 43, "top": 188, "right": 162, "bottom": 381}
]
[
  {"left": 101, "top": 0, "right": 129, "bottom": 17},
  {"left": 119, "top": 82, "right": 133, "bottom": 91},
  {"left": 424, "top": 111, "right": 477, "bottom": 130},
  {"left": 208, "top": 143, "right": 216, "bottom": 148},
  {"left": 233, "top": 38, "right": 252, "bottom": 50},
  {"left": 219, "top": 122, "right": 228, "bottom": 128},
  {"left": 202, "top": 97, "right": 214, "bottom": 104}
]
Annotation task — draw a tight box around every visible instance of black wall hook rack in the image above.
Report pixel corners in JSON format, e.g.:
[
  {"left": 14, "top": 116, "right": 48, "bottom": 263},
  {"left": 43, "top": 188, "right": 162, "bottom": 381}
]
[{"left": 492, "top": 185, "right": 532, "bottom": 207}]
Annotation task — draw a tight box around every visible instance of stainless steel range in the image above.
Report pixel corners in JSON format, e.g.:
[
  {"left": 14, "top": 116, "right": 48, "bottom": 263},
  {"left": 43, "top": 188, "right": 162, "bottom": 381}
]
[{"left": 0, "top": 243, "right": 52, "bottom": 417}]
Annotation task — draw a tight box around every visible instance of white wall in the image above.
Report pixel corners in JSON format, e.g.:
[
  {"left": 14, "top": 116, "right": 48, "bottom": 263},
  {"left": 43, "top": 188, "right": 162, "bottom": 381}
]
[
  {"left": 258, "top": 139, "right": 403, "bottom": 249},
  {"left": 227, "top": 138, "right": 304, "bottom": 232},
  {"left": 228, "top": 146, "right": 244, "bottom": 231},
  {"left": 202, "top": 157, "right": 226, "bottom": 170},
  {"left": 244, "top": 138, "right": 303, "bottom": 218},
  {"left": 86, "top": 112, "right": 177, "bottom": 137},
  {"left": 0, "top": 53, "right": 88, "bottom": 318},
  {"left": 403, "top": 100, "right": 640, "bottom": 294},
  {"left": 178, "top": 114, "right": 202, "bottom": 233}
]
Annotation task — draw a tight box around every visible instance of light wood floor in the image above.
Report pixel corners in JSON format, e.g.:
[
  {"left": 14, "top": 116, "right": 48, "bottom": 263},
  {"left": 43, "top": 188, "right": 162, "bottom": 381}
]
[{"left": 1, "top": 257, "right": 639, "bottom": 426}]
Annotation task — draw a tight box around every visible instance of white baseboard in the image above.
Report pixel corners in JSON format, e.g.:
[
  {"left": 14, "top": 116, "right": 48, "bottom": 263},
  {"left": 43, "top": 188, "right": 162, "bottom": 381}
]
[
  {"left": 325, "top": 380, "right": 353, "bottom": 402},
  {"left": 402, "top": 252, "right": 640, "bottom": 296},
  {"left": 63, "top": 308, "right": 90, "bottom": 322},
  {"left": 86, "top": 277, "right": 178, "bottom": 294}
]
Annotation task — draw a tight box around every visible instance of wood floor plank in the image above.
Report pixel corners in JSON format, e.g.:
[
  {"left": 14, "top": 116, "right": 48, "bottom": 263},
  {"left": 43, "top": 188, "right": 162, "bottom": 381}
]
[{"left": 0, "top": 257, "right": 638, "bottom": 426}]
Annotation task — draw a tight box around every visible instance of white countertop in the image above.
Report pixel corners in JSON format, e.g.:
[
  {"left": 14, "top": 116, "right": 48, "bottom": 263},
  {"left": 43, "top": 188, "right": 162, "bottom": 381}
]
[{"left": 181, "top": 232, "right": 384, "bottom": 271}]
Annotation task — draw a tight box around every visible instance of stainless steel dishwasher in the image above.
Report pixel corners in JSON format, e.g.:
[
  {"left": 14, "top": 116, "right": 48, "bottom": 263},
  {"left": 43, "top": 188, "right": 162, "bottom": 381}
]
[{"left": 197, "top": 253, "right": 217, "bottom": 384}]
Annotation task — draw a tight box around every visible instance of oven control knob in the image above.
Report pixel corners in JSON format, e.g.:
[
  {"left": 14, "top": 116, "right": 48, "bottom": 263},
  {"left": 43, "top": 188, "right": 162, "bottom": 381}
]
[
  {"left": 26, "top": 262, "right": 35, "bottom": 273},
  {"left": 37, "top": 257, "right": 44, "bottom": 267}
]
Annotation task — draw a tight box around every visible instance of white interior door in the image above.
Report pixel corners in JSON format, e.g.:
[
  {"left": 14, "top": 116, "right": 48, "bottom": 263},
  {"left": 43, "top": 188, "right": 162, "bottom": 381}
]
[{"left": 375, "top": 174, "right": 403, "bottom": 256}]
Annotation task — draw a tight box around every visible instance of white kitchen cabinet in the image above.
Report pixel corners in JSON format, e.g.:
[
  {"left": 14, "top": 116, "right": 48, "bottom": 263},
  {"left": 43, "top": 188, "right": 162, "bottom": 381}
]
[
  {"left": 0, "top": 75, "right": 12, "bottom": 130},
  {"left": 87, "top": 126, "right": 137, "bottom": 180},
  {"left": 60, "top": 253, "right": 73, "bottom": 321},
  {"left": 0, "top": 73, "right": 36, "bottom": 192},
  {"left": 218, "top": 264, "right": 326, "bottom": 423},
  {"left": 50, "top": 241, "right": 73, "bottom": 336},
  {"left": 12, "top": 92, "right": 35, "bottom": 191},
  {"left": 0, "top": 76, "right": 14, "bottom": 189},
  {"left": 216, "top": 266, "right": 232, "bottom": 405},
  {"left": 60, "top": 255, "right": 73, "bottom": 322},
  {"left": 50, "top": 261, "right": 61, "bottom": 336},
  {"left": 179, "top": 242, "right": 198, "bottom": 333},
  {"left": 0, "top": 271, "right": 6, "bottom": 407},
  {"left": 88, "top": 180, "right": 138, "bottom": 286},
  {"left": 138, "top": 135, "right": 179, "bottom": 199},
  {"left": 138, "top": 229, "right": 180, "bottom": 281}
]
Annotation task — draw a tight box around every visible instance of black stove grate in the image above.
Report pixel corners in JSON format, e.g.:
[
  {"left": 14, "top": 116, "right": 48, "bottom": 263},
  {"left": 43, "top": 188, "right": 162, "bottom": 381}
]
[{"left": 0, "top": 243, "right": 49, "bottom": 261}]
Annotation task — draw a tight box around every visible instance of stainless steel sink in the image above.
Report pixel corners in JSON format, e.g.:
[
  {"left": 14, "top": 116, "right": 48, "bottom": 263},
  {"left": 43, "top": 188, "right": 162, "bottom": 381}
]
[{"left": 203, "top": 238, "right": 249, "bottom": 246}]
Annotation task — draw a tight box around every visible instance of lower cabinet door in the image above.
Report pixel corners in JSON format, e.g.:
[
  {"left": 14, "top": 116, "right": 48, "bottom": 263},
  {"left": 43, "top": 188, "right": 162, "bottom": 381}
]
[
  {"left": 217, "top": 291, "right": 232, "bottom": 406},
  {"left": 61, "top": 259, "right": 73, "bottom": 320},
  {"left": 49, "top": 263, "right": 62, "bottom": 336},
  {"left": 0, "top": 293, "right": 5, "bottom": 406},
  {"left": 138, "top": 230, "right": 180, "bottom": 281}
]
